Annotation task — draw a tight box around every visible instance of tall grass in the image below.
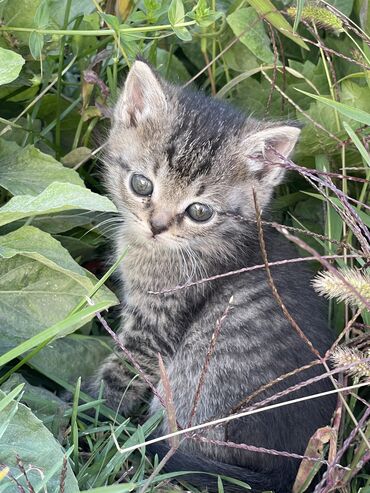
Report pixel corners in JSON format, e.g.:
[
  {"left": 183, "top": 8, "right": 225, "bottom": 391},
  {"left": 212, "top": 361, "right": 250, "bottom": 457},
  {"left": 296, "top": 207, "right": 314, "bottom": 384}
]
[{"left": 0, "top": 0, "right": 369, "bottom": 492}]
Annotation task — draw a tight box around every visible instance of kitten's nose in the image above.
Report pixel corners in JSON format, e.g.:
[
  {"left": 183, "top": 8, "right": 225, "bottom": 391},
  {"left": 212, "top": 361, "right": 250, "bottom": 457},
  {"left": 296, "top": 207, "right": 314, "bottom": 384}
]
[{"left": 150, "top": 212, "right": 170, "bottom": 236}]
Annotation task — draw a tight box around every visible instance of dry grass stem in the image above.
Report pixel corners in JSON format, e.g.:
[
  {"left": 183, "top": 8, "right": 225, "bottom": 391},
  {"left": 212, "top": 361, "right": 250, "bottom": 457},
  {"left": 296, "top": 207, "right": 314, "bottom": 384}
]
[
  {"left": 187, "top": 296, "right": 233, "bottom": 427},
  {"left": 112, "top": 382, "right": 368, "bottom": 456}
]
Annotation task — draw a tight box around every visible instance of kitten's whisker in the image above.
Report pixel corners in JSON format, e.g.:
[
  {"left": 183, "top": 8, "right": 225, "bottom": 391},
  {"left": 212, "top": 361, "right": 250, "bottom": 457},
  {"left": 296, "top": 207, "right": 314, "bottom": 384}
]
[{"left": 79, "top": 216, "right": 124, "bottom": 239}]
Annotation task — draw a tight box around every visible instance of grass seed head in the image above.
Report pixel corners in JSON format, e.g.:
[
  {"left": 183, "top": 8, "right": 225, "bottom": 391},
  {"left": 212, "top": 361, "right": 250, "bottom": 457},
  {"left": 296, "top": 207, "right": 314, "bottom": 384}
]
[
  {"left": 331, "top": 346, "right": 370, "bottom": 379},
  {"left": 312, "top": 268, "right": 370, "bottom": 309},
  {"left": 287, "top": 5, "right": 343, "bottom": 33}
]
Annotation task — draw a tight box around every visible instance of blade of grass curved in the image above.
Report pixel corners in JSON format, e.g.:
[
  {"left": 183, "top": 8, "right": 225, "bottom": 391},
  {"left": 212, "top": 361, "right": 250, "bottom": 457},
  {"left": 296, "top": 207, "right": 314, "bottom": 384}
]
[
  {"left": 293, "top": 0, "right": 306, "bottom": 32},
  {"left": 0, "top": 383, "right": 24, "bottom": 413},
  {"left": 295, "top": 89, "right": 370, "bottom": 126},
  {"left": 343, "top": 121, "right": 370, "bottom": 167}
]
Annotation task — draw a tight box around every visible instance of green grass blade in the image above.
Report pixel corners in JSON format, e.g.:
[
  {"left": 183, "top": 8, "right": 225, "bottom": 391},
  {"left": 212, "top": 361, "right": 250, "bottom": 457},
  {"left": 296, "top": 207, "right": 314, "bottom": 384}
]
[
  {"left": 0, "top": 302, "right": 110, "bottom": 367},
  {"left": 295, "top": 89, "right": 370, "bottom": 126},
  {"left": 80, "top": 485, "right": 137, "bottom": 493},
  {"left": 0, "top": 383, "right": 24, "bottom": 412},
  {"left": 293, "top": 0, "right": 306, "bottom": 32},
  {"left": 343, "top": 122, "right": 370, "bottom": 167}
]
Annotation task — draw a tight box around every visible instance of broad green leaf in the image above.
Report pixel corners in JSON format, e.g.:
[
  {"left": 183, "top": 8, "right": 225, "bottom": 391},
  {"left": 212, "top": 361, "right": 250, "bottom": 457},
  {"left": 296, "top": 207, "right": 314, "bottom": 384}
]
[
  {"left": 156, "top": 49, "right": 190, "bottom": 83},
  {"left": 0, "top": 139, "right": 84, "bottom": 196},
  {"left": 341, "top": 80, "right": 370, "bottom": 114},
  {"left": 62, "top": 146, "right": 92, "bottom": 167},
  {"left": 295, "top": 89, "right": 370, "bottom": 126},
  {"left": 222, "top": 28, "right": 259, "bottom": 73},
  {"left": 247, "top": 0, "right": 309, "bottom": 50},
  {"left": 4, "top": 210, "right": 107, "bottom": 235},
  {"left": 0, "top": 182, "right": 117, "bottom": 228},
  {"left": 0, "top": 47, "right": 25, "bottom": 86},
  {"left": 1, "top": 374, "right": 69, "bottom": 434},
  {"left": 0, "top": 302, "right": 111, "bottom": 368},
  {"left": 0, "top": 390, "right": 79, "bottom": 493},
  {"left": 30, "top": 334, "right": 112, "bottom": 385},
  {"left": 246, "top": 0, "right": 309, "bottom": 49},
  {"left": 227, "top": 8, "right": 274, "bottom": 64},
  {"left": 0, "top": 226, "right": 118, "bottom": 361},
  {"left": 34, "top": 0, "right": 50, "bottom": 27},
  {"left": 0, "top": 225, "right": 90, "bottom": 282}
]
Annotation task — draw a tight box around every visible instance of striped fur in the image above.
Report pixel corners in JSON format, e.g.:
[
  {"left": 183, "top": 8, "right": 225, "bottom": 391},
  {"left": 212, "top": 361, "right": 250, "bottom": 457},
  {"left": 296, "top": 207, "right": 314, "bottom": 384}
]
[{"left": 96, "top": 61, "right": 335, "bottom": 492}]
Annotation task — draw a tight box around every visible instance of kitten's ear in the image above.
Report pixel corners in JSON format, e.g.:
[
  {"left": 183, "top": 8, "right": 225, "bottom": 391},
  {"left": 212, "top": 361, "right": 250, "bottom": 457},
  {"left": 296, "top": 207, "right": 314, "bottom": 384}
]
[
  {"left": 114, "top": 60, "right": 166, "bottom": 126},
  {"left": 244, "top": 126, "right": 300, "bottom": 186}
]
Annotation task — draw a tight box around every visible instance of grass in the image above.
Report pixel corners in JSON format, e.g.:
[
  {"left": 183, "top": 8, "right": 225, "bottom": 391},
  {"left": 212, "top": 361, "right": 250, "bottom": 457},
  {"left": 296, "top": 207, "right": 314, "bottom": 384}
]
[{"left": 0, "top": 0, "right": 369, "bottom": 492}]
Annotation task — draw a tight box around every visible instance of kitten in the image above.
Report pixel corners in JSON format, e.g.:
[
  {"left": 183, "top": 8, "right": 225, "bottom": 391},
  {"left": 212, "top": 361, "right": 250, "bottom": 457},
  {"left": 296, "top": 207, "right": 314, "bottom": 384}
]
[{"left": 97, "top": 60, "right": 335, "bottom": 493}]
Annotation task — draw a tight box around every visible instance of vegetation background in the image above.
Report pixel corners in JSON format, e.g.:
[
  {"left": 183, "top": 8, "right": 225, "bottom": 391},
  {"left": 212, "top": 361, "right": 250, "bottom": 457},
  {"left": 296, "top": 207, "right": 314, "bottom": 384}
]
[{"left": 0, "top": 0, "right": 369, "bottom": 492}]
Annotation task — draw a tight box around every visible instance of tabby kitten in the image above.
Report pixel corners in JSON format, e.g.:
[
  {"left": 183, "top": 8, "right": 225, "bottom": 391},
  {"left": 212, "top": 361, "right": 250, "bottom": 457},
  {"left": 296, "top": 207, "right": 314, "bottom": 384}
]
[{"left": 97, "top": 60, "right": 335, "bottom": 493}]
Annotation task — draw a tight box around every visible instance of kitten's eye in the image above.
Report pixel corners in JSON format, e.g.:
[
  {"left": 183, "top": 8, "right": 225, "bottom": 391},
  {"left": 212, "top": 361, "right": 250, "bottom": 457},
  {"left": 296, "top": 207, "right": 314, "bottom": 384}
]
[
  {"left": 186, "top": 203, "right": 213, "bottom": 222},
  {"left": 130, "top": 174, "right": 153, "bottom": 196}
]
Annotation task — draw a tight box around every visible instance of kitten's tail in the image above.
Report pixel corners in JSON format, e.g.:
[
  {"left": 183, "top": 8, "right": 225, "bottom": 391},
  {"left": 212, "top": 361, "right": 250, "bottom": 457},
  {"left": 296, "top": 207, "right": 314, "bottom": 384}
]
[{"left": 147, "top": 441, "right": 291, "bottom": 493}]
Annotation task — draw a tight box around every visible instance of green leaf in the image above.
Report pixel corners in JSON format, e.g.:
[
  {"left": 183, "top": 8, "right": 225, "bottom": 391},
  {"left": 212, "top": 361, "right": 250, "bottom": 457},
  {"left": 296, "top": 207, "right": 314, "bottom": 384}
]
[
  {"left": 173, "top": 25, "right": 192, "bottom": 41},
  {"left": 5, "top": 210, "right": 104, "bottom": 235},
  {"left": 222, "top": 28, "right": 259, "bottom": 73},
  {"left": 227, "top": 8, "right": 274, "bottom": 63},
  {"left": 0, "top": 139, "right": 84, "bottom": 196},
  {"left": 0, "top": 390, "right": 79, "bottom": 493},
  {"left": 156, "top": 49, "right": 190, "bottom": 83},
  {"left": 295, "top": 89, "right": 370, "bottom": 126},
  {"left": 1, "top": 374, "right": 69, "bottom": 434},
  {"left": 245, "top": 0, "right": 309, "bottom": 50},
  {"left": 0, "top": 47, "right": 25, "bottom": 86},
  {"left": 29, "top": 31, "right": 44, "bottom": 60},
  {"left": 0, "top": 226, "right": 118, "bottom": 363},
  {"left": 0, "top": 225, "right": 90, "bottom": 280},
  {"left": 35, "top": 0, "right": 50, "bottom": 27},
  {"left": 100, "top": 12, "right": 121, "bottom": 31},
  {"left": 0, "top": 302, "right": 111, "bottom": 368},
  {"left": 0, "top": 182, "right": 117, "bottom": 228},
  {"left": 168, "top": 0, "right": 185, "bottom": 25},
  {"left": 327, "top": 0, "right": 354, "bottom": 17},
  {"left": 30, "top": 335, "right": 112, "bottom": 385}
]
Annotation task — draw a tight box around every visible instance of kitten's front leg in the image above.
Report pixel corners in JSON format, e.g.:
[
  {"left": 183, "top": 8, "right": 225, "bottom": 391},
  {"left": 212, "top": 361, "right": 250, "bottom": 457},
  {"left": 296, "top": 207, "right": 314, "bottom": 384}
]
[{"left": 93, "top": 311, "right": 167, "bottom": 416}]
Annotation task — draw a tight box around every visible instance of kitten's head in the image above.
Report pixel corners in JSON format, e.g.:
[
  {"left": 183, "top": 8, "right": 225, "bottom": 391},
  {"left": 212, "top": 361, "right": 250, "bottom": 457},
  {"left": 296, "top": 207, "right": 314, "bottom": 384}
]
[{"left": 104, "top": 61, "right": 300, "bottom": 262}]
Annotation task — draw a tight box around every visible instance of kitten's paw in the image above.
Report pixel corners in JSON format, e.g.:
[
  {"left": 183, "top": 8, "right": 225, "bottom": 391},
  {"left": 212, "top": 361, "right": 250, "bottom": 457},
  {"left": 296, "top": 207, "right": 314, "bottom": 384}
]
[{"left": 93, "top": 355, "right": 147, "bottom": 416}]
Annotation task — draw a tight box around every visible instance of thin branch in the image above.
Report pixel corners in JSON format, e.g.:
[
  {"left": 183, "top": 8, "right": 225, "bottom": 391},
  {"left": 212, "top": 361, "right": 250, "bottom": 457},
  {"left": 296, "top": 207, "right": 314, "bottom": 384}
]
[
  {"left": 253, "top": 188, "right": 321, "bottom": 358},
  {"left": 187, "top": 296, "right": 233, "bottom": 427},
  {"left": 148, "top": 254, "right": 359, "bottom": 296},
  {"left": 111, "top": 382, "right": 368, "bottom": 456},
  {"left": 86, "top": 298, "right": 167, "bottom": 410}
]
